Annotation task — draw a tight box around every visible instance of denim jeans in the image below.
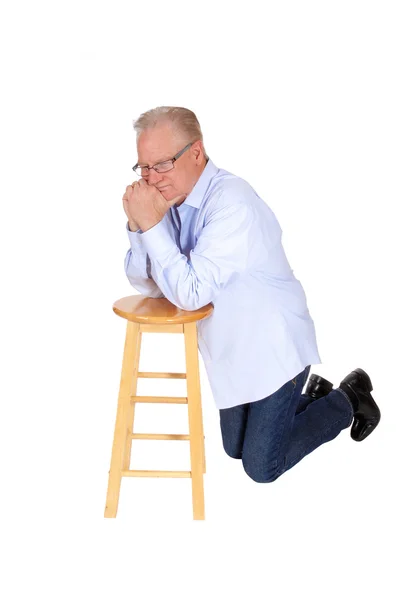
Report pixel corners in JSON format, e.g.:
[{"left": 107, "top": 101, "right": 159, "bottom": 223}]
[{"left": 219, "top": 366, "right": 354, "bottom": 483}]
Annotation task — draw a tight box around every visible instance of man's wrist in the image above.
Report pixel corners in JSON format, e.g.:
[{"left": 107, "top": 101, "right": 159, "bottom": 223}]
[
  {"left": 128, "top": 221, "right": 140, "bottom": 232},
  {"left": 139, "top": 220, "right": 160, "bottom": 233}
]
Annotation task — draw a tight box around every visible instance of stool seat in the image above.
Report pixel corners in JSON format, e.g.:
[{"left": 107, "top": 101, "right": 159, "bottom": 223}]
[{"left": 113, "top": 295, "right": 214, "bottom": 325}]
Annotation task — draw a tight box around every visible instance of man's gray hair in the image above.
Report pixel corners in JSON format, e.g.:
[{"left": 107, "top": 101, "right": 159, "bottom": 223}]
[{"left": 132, "top": 106, "right": 209, "bottom": 159}]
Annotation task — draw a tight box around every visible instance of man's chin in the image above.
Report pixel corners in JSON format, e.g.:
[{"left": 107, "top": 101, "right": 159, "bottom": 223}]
[
  {"left": 159, "top": 188, "right": 171, "bottom": 199},
  {"left": 160, "top": 187, "right": 186, "bottom": 206}
]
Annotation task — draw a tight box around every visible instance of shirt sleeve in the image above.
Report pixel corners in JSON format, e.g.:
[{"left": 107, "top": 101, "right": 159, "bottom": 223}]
[
  {"left": 139, "top": 196, "right": 255, "bottom": 311},
  {"left": 124, "top": 221, "right": 166, "bottom": 298}
]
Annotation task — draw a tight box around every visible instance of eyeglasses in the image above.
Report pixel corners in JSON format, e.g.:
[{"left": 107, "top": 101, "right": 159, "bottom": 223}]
[{"left": 132, "top": 142, "right": 193, "bottom": 177}]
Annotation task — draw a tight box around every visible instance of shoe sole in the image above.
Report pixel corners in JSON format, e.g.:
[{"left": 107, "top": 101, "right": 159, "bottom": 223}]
[{"left": 354, "top": 420, "right": 379, "bottom": 442}]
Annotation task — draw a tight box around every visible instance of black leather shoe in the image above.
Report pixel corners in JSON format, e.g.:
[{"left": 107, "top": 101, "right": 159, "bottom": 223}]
[
  {"left": 305, "top": 374, "right": 333, "bottom": 399},
  {"left": 339, "top": 368, "right": 381, "bottom": 442}
]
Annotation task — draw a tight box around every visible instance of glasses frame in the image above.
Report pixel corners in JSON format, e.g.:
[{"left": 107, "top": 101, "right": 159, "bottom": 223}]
[{"left": 132, "top": 142, "right": 193, "bottom": 177}]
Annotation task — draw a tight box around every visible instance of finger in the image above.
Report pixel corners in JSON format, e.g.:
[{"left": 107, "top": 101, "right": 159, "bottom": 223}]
[
  {"left": 122, "top": 199, "right": 131, "bottom": 216},
  {"left": 130, "top": 181, "right": 140, "bottom": 194},
  {"left": 125, "top": 181, "right": 138, "bottom": 192}
]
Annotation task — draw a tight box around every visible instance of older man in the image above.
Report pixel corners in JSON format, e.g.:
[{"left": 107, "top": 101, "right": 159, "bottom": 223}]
[{"left": 122, "top": 105, "right": 380, "bottom": 484}]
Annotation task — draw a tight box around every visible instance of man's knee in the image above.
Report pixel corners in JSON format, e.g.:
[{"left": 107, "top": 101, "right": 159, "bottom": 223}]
[
  {"left": 242, "top": 456, "right": 283, "bottom": 483},
  {"left": 222, "top": 443, "right": 243, "bottom": 460}
]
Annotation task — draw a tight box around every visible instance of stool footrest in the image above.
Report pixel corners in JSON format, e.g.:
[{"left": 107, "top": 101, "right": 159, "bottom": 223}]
[
  {"left": 132, "top": 433, "right": 190, "bottom": 441},
  {"left": 122, "top": 470, "right": 191, "bottom": 478},
  {"left": 137, "top": 371, "right": 187, "bottom": 379},
  {"left": 132, "top": 395, "right": 188, "bottom": 404}
]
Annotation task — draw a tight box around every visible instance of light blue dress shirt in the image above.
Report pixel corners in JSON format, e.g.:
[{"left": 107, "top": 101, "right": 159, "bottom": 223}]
[{"left": 124, "top": 158, "right": 322, "bottom": 409}]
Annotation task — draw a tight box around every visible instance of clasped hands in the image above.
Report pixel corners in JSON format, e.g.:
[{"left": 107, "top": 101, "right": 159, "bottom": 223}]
[{"left": 122, "top": 179, "right": 186, "bottom": 232}]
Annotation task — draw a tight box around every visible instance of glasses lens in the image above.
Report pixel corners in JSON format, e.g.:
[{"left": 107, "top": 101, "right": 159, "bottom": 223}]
[{"left": 155, "top": 160, "right": 174, "bottom": 173}]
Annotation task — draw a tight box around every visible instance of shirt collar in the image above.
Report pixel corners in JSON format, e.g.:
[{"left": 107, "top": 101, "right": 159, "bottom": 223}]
[{"left": 179, "top": 158, "right": 219, "bottom": 209}]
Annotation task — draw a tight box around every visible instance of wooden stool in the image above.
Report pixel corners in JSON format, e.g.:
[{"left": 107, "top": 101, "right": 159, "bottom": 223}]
[{"left": 104, "top": 295, "right": 214, "bottom": 520}]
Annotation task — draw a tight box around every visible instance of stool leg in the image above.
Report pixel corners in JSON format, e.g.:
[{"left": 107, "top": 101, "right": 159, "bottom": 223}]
[
  {"left": 202, "top": 418, "right": 206, "bottom": 474},
  {"left": 184, "top": 322, "right": 205, "bottom": 520},
  {"left": 190, "top": 326, "right": 206, "bottom": 472},
  {"left": 104, "top": 320, "right": 141, "bottom": 518},
  {"left": 123, "top": 329, "right": 142, "bottom": 471}
]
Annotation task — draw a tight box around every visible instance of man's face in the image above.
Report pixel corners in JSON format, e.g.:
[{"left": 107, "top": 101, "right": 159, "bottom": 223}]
[{"left": 136, "top": 124, "right": 205, "bottom": 206}]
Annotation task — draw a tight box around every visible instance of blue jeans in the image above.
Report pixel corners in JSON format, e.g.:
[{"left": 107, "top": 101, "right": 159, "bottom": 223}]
[{"left": 219, "top": 366, "right": 354, "bottom": 483}]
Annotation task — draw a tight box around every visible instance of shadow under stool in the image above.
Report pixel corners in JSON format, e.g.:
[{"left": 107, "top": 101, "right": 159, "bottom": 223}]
[{"left": 104, "top": 295, "right": 214, "bottom": 520}]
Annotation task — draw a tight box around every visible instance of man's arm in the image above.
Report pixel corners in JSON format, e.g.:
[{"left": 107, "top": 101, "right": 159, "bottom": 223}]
[
  {"left": 139, "top": 193, "right": 257, "bottom": 311},
  {"left": 124, "top": 221, "right": 165, "bottom": 298}
]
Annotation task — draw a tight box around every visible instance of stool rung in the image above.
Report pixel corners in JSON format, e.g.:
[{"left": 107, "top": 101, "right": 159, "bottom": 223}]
[
  {"left": 132, "top": 395, "right": 188, "bottom": 404},
  {"left": 137, "top": 371, "right": 186, "bottom": 379},
  {"left": 122, "top": 470, "right": 191, "bottom": 478},
  {"left": 132, "top": 433, "right": 190, "bottom": 441}
]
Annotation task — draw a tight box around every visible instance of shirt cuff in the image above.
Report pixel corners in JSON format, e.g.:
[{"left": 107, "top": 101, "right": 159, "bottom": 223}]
[
  {"left": 126, "top": 221, "right": 144, "bottom": 242},
  {"left": 140, "top": 219, "right": 180, "bottom": 266}
]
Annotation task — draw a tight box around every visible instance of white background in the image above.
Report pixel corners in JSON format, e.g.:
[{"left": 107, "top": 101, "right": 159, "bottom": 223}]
[{"left": 1, "top": 1, "right": 415, "bottom": 598}]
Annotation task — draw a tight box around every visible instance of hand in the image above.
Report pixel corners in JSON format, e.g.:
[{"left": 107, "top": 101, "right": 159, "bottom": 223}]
[
  {"left": 122, "top": 185, "right": 140, "bottom": 231},
  {"left": 122, "top": 179, "right": 186, "bottom": 232}
]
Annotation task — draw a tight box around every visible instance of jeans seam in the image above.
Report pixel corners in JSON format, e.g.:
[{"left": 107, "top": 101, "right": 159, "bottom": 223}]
[{"left": 271, "top": 379, "right": 299, "bottom": 470}]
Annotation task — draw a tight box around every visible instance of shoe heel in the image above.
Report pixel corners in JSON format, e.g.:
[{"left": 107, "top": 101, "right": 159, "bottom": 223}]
[{"left": 354, "top": 368, "right": 373, "bottom": 392}]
